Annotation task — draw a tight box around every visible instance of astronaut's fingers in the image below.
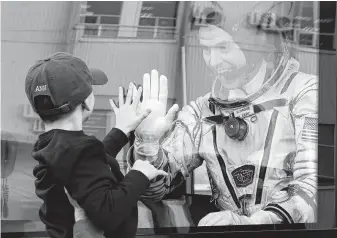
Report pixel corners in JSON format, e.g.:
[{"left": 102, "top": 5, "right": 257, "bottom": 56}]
[
  {"left": 158, "top": 75, "right": 168, "bottom": 104},
  {"left": 143, "top": 73, "right": 151, "bottom": 102},
  {"left": 204, "top": 213, "right": 225, "bottom": 226},
  {"left": 119, "top": 87, "right": 125, "bottom": 106},
  {"left": 150, "top": 69, "right": 159, "bottom": 100},
  {"left": 198, "top": 212, "right": 217, "bottom": 226}
]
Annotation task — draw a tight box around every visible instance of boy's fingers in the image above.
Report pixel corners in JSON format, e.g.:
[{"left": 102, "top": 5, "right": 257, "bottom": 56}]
[
  {"left": 109, "top": 99, "right": 118, "bottom": 112},
  {"left": 132, "top": 83, "right": 138, "bottom": 102},
  {"left": 156, "top": 170, "right": 168, "bottom": 177},
  {"left": 119, "top": 87, "right": 124, "bottom": 106},
  {"left": 126, "top": 83, "right": 133, "bottom": 104},
  {"left": 132, "top": 87, "right": 143, "bottom": 109}
]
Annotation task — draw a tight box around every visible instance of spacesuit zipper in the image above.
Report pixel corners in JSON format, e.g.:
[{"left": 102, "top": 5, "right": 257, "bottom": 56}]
[{"left": 212, "top": 126, "right": 241, "bottom": 209}]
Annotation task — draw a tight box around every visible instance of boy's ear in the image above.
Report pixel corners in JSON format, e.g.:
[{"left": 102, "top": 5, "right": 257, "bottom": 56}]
[{"left": 82, "top": 102, "right": 90, "bottom": 111}]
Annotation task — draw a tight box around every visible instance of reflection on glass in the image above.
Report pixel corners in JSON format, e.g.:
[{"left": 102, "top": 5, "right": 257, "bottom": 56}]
[{"left": 0, "top": 0, "right": 336, "bottom": 235}]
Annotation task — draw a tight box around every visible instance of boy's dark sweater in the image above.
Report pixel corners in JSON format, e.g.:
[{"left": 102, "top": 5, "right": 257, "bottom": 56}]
[{"left": 32, "top": 128, "right": 150, "bottom": 238}]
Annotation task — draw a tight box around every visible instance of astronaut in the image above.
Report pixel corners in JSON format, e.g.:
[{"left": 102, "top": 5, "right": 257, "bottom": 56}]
[{"left": 128, "top": 1, "right": 318, "bottom": 226}]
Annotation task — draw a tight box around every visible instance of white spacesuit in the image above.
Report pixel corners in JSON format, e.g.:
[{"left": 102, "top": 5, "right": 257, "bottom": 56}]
[{"left": 128, "top": 1, "right": 318, "bottom": 225}]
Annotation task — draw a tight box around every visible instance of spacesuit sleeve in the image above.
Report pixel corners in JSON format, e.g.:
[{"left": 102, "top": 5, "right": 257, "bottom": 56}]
[
  {"left": 127, "top": 98, "right": 205, "bottom": 202},
  {"left": 264, "top": 74, "right": 318, "bottom": 223}
]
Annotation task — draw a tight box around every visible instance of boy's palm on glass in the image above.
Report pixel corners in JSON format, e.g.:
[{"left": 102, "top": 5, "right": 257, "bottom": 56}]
[{"left": 110, "top": 83, "right": 151, "bottom": 136}]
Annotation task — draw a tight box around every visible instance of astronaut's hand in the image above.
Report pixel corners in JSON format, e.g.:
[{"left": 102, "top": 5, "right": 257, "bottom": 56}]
[
  {"left": 198, "top": 210, "right": 282, "bottom": 226},
  {"left": 134, "top": 69, "right": 179, "bottom": 157},
  {"left": 198, "top": 211, "right": 251, "bottom": 226},
  {"left": 64, "top": 188, "right": 87, "bottom": 222}
]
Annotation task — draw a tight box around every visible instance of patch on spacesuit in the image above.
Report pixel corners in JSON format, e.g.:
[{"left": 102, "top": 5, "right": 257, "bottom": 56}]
[
  {"left": 233, "top": 105, "right": 254, "bottom": 118},
  {"left": 300, "top": 117, "right": 318, "bottom": 143},
  {"left": 231, "top": 165, "right": 255, "bottom": 187}
]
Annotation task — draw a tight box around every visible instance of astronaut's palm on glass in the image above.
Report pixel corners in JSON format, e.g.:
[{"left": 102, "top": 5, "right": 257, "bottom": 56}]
[
  {"left": 131, "top": 1, "right": 318, "bottom": 226},
  {"left": 134, "top": 70, "right": 179, "bottom": 159},
  {"left": 136, "top": 71, "right": 169, "bottom": 135}
]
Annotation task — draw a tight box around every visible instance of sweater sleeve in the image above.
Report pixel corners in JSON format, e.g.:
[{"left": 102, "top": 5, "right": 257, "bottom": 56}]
[
  {"left": 66, "top": 141, "right": 150, "bottom": 233},
  {"left": 102, "top": 128, "right": 129, "bottom": 158}
]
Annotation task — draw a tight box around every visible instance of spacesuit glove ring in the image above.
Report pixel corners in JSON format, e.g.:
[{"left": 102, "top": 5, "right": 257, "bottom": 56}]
[
  {"left": 132, "top": 135, "right": 165, "bottom": 168},
  {"left": 134, "top": 134, "right": 160, "bottom": 159}
]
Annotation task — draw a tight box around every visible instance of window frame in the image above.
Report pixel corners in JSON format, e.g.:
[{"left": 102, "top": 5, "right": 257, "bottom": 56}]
[
  {"left": 77, "top": 1, "right": 180, "bottom": 43},
  {"left": 136, "top": 1, "right": 179, "bottom": 40},
  {"left": 290, "top": 1, "right": 336, "bottom": 52}
]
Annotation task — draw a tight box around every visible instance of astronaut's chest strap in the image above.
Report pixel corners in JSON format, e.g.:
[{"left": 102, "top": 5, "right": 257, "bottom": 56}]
[{"left": 205, "top": 98, "right": 288, "bottom": 123}]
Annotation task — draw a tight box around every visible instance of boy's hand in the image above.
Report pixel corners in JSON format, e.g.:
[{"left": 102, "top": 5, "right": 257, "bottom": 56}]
[
  {"left": 131, "top": 159, "right": 168, "bottom": 181},
  {"left": 110, "top": 83, "right": 151, "bottom": 137}
]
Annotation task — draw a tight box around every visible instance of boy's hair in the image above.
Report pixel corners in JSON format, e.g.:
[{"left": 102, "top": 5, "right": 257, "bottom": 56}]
[{"left": 34, "top": 95, "right": 71, "bottom": 123}]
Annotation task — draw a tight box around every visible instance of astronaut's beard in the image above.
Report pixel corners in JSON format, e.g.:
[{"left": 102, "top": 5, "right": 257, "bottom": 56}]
[
  {"left": 216, "top": 68, "right": 250, "bottom": 89},
  {"left": 213, "top": 51, "right": 263, "bottom": 91}
]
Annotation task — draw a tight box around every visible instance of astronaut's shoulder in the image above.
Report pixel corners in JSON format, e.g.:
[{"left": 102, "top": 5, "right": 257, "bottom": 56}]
[
  {"left": 291, "top": 71, "right": 318, "bottom": 95},
  {"left": 294, "top": 71, "right": 318, "bottom": 85},
  {"left": 181, "top": 93, "right": 211, "bottom": 118},
  {"left": 195, "top": 92, "right": 212, "bottom": 106},
  {"left": 278, "top": 71, "right": 318, "bottom": 95}
]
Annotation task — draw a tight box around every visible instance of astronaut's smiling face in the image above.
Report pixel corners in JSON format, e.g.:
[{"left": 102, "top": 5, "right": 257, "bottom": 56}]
[
  {"left": 195, "top": 1, "right": 276, "bottom": 89},
  {"left": 199, "top": 25, "right": 248, "bottom": 88}
]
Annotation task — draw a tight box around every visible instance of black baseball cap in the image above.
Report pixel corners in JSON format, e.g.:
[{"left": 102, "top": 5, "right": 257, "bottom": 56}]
[{"left": 25, "top": 52, "right": 108, "bottom": 116}]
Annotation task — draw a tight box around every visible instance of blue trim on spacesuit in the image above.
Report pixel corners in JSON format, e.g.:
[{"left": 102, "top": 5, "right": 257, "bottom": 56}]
[
  {"left": 255, "top": 110, "right": 279, "bottom": 205},
  {"left": 212, "top": 126, "right": 241, "bottom": 209},
  {"left": 265, "top": 203, "right": 294, "bottom": 224},
  {"left": 280, "top": 72, "right": 298, "bottom": 94}
]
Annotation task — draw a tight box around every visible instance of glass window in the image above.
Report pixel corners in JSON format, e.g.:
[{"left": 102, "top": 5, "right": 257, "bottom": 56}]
[
  {"left": 293, "top": 1, "right": 336, "bottom": 50},
  {"left": 1, "top": 1, "right": 336, "bottom": 236},
  {"left": 318, "top": 124, "right": 335, "bottom": 183},
  {"left": 137, "top": 1, "right": 179, "bottom": 39},
  {"left": 81, "top": 1, "right": 123, "bottom": 38},
  {"left": 298, "top": 33, "right": 314, "bottom": 46},
  {"left": 319, "top": 1, "right": 336, "bottom": 34},
  {"left": 300, "top": 2, "right": 314, "bottom": 28},
  {"left": 319, "top": 1, "right": 336, "bottom": 50}
]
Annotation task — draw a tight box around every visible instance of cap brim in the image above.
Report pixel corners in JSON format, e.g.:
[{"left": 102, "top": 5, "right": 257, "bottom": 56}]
[{"left": 90, "top": 68, "right": 108, "bottom": 85}]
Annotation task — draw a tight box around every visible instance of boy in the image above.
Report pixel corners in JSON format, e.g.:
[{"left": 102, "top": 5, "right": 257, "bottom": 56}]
[{"left": 25, "top": 52, "right": 168, "bottom": 238}]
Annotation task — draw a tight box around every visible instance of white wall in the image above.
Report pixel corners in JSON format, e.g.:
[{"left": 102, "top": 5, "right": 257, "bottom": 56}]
[
  {"left": 1, "top": 1, "right": 75, "bottom": 143},
  {"left": 73, "top": 40, "right": 180, "bottom": 99}
]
